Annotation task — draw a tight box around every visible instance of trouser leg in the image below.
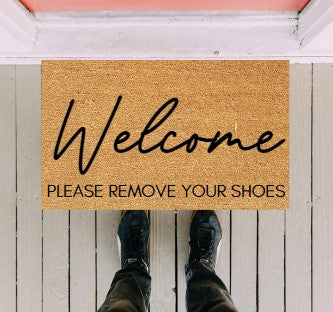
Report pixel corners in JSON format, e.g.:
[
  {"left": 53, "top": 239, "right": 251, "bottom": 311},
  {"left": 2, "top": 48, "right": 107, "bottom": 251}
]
[
  {"left": 186, "top": 262, "right": 238, "bottom": 312},
  {"left": 98, "top": 266, "right": 151, "bottom": 312}
]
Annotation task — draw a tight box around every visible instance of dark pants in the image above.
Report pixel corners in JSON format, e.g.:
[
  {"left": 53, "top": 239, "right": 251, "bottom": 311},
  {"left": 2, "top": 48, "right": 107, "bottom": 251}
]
[{"left": 98, "top": 262, "right": 238, "bottom": 312}]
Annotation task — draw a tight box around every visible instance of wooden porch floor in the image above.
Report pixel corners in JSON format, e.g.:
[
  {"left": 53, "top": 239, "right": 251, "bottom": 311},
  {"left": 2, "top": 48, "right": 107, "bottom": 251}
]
[{"left": 0, "top": 64, "right": 332, "bottom": 312}]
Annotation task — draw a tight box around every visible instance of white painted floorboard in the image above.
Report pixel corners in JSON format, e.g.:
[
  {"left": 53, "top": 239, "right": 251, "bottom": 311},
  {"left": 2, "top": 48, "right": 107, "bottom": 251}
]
[
  {"left": 96, "top": 211, "right": 121, "bottom": 308},
  {"left": 43, "top": 210, "right": 69, "bottom": 312},
  {"left": 286, "top": 64, "right": 312, "bottom": 312},
  {"left": 258, "top": 210, "right": 285, "bottom": 312},
  {"left": 177, "top": 210, "right": 231, "bottom": 312},
  {"left": 0, "top": 64, "right": 332, "bottom": 312},
  {"left": 70, "top": 210, "right": 96, "bottom": 312},
  {"left": 216, "top": 210, "right": 231, "bottom": 292},
  {"left": 0, "top": 66, "right": 16, "bottom": 312},
  {"left": 150, "top": 211, "right": 176, "bottom": 312},
  {"left": 231, "top": 210, "right": 257, "bottom": 312},
  {"left": 176, "top": 210, "right": 193, "bottom": 312},
  {"left": 313, "top": 64, "right": 333, "bottom": 312},
  {"left": 16, "top": 65, "right": 43, "bottom": 312}
]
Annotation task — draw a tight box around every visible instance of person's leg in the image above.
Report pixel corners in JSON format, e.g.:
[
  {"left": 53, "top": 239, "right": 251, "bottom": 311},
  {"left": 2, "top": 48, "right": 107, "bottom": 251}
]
[
  {"left": 185, "top": 211, "right": 238, "bottom": 312},
  {"left": 98, "top": 210, "right": 151, "bottom": 312}
]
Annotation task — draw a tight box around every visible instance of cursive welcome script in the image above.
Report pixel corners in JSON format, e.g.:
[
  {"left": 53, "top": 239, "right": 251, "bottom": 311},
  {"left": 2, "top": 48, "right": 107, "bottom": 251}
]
[{"left": 54, "top": 96, "right": 285, "bottom": 175}]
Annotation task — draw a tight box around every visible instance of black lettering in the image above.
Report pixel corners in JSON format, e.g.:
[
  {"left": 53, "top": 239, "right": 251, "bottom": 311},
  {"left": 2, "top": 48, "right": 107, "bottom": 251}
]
[
  {"left": 182, "top": 184, "right": 191, "bottom": 197},
  {"left": 276, "top": 184, "right": 286, "bottom": 197},
  {"left": 47, "top": 185, "right": 56, "bottom": 197},
  {"left": 54, "top": 96, "right": 286, "bottom": 175},
  {"left": 109, "top": 185, "right": 118, "bottom": 197},
  {"left": 54, "top": 96, "right": 122, "bottom": 175}
]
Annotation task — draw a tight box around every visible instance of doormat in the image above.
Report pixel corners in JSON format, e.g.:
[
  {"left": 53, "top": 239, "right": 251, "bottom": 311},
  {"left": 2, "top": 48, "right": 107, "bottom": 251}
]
[{"left": 41, "top": 60, "right": 289, "bottom": 210}]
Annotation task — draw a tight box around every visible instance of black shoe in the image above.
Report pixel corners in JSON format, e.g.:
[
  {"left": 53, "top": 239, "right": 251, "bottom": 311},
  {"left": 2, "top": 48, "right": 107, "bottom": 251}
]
[
  {"left": 118, "top": 210, "right": 149, "bottom": 271},
  {"left": 188, "top": 210, "right": 222, "bottom": 269}
]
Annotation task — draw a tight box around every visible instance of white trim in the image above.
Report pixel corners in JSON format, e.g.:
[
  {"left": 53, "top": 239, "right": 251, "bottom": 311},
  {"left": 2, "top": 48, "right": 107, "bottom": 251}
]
[
  {"left": 30, "top": 13, "right": 301, "bottom": 58},
  {"left": 0, "top": 9, "right": 333, "bottom": 63},
  {"left": 35, "top": 11, "right": 298, "bottom": 27},
  {"left": 2, "top": 56, "right": 333, "bottom": 65},
  {"left": 34, "top": 10, "right": 298, "bottom": 21},
  {"left": 0, "top": 12, "right": 300, "bottom": 59},
  {"left": 0, "top": 0, "right": 36, "bottom": 48},
  {"left": 298, "top": 0, "right": 333, "bottom": 48}
]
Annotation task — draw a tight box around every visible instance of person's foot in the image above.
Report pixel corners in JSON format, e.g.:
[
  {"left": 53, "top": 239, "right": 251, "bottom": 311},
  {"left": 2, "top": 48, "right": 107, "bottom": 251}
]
[
  {"left": 118, "top": 210, "right": 149, "bottom": 271},
  {"left": 188, "top": 210, "right": 222, "bottom": 269}
]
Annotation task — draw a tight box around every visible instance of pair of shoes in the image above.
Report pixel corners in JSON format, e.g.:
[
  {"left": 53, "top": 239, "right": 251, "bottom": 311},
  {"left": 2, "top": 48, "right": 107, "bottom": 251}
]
[{"left": 118, "top": 210, "right": 222, "bottom": 271}]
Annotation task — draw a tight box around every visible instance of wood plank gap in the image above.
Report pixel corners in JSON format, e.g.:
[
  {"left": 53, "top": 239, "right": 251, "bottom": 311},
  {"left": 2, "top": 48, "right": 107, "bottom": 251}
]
[
  {"left": 68, "top": 211, "right": 70, "bottom": 312},
  {"left": 310, "top": 63, "right": 313, "bottom": 312},
  {"left": 229, "top": 211, "right": 232, "bottom": 295},
  {"left": 148, "top": 210, "right": 150, "bottom": 312},
  {"left": 175, "top": 210, "right": 178, "bottom": 312},
  {"left": 256, "top": 211, "right": 259, "bottom": 312},
  {"left": 148, "top": 210, "right": 151, "bottom": 276},
  {"left": 15, "top": 65, "right": 18, "bottom": 312},
  {"left": 95, "top": 210, "right": 98, "bottom": 312},
  {"left": 284, "top": 211, "right": 286, "bottom": 312},
  {"left": 42, "top": 209, "right": 44, "bottom": 312}
]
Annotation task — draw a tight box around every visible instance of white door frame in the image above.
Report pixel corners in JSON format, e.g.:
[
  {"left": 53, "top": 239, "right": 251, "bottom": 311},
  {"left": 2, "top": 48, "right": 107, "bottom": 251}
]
[{"left": 0, "top": 0, "right": 332, "bottom": 63}]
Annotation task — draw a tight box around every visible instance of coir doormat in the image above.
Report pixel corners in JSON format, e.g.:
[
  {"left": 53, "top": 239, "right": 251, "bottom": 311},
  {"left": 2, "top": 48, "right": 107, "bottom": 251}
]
[{"left": 42, "top": 60, "right": 289, "bottom": 210}]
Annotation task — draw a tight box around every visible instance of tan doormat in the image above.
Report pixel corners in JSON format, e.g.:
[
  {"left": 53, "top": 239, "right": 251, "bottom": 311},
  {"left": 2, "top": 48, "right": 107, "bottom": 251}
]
[{"left": 41, "top": 60, "right": 289, "bottom": 210}]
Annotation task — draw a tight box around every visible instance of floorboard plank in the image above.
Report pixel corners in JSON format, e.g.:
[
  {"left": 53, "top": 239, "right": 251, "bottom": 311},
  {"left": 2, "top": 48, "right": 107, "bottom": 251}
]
[
  {"left": 286, "top": 64, "right": 312, "bottom": 312},
  {"left": 215, "top": 211, "right": 231, "bottom": 291},
  {"left": 41, "top": 61, "right": 70, "bottom": 311},
  {"left": 313, "top": 63, "right": 333, "bottom": 312},
  {"left": 150, "top": 211, "right": 176, "bottom": 312},
  {"left": 176, "top": 210, "right": 192, "bottom": 312},
  {"left": 16, "top": 65, "right": 43, "bottom": 312},
  {"left": 0, "top": 62, "right": 324, "bottom": 312},
  {"left": 231, "top": 210, "right": 257, "bottom": 312},
  {"left": 0, "top": 65, "right": 16, "bottom": 312},
  {"left": 70, "top": 210, "right": 96, "bottom": 311},
  {"left": 96, "top": 211, "right": 122, "bottom": 308},
  {"left": 43, "top": 211, "right": 69, "bottom": 312},
  {"left": 258, "top": 211, "right": 285, "bottom": 312}
]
